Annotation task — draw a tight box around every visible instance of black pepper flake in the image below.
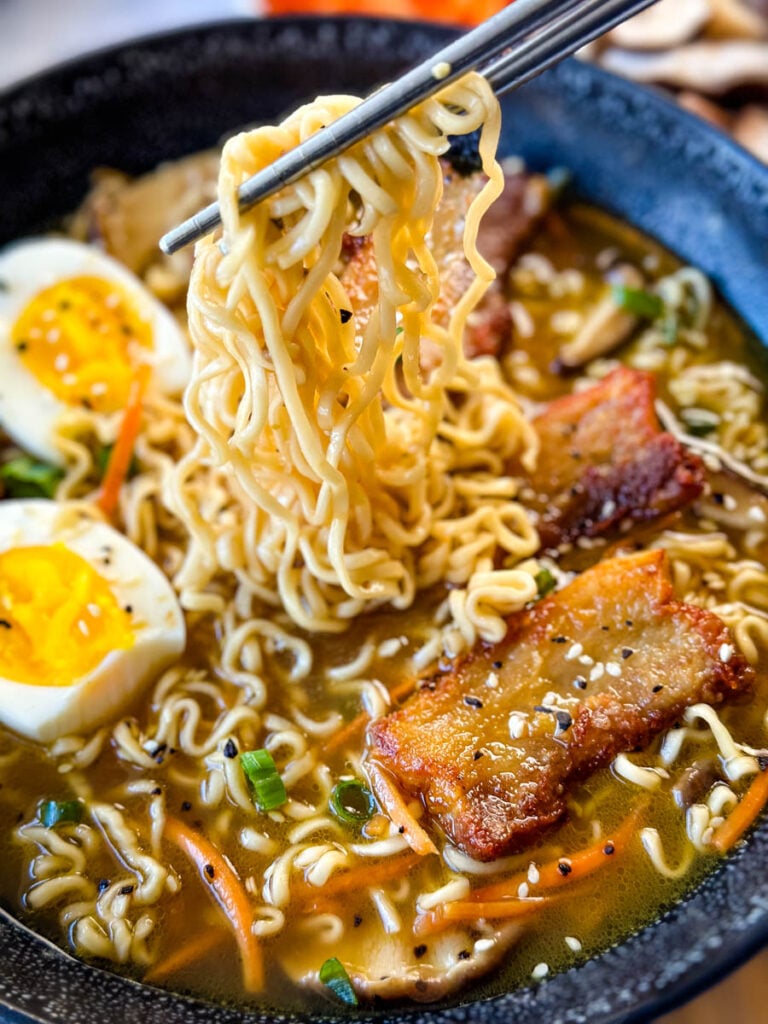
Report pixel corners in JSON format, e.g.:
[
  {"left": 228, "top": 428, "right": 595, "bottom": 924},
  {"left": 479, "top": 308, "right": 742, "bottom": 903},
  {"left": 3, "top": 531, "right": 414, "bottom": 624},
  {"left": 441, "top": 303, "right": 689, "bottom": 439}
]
[
  {"left": 473, "top": 750, "right": 484, "bottom": 761},
  {"left": 551, "top": 636, "right": 567, "bottom": 644},
  {"left": 557, "top": 860, "right": 572, "bottom": 876},
  {"left": 151, "top": 787, "right": 161, "bottom": 796},
  {"left": 97, "top": 878, "right": 111, "bottom": 892},
  {"left": 712, "top": 492, "right": 725, "bottom": 505},
  {"left": 81, "top": 397, "right": 93, "bottom": 410},
  {"left": 414, "top": 944, "right": 427, "bottom": 959},
  {"left": 652, "top": 684, "right": 664, "bottom": 693},
  {"left": 223, "top": 738, "right": 238, "bottom": 759},
  {"left": 204, "top": 864, "right": 215, "bottom": 880},
  {"left": 181, "top": 801, "right": 192, "bottom": 812},
  {"left": 601, "top": 625, "right": 610, "bottom": 632},
  {"left": 124, "top": 604, "right": 133, "bottom": 614},
  {"left": 621, "top": 648, "right": 634, "bottom": 659},
  {"left": 339, "top": 308, "right": 353, "bottom": 324},
  {"left": 464, "top": 696, "right": 483, "bottom": 709},
  {"left": 555, "top": 710, "right": 573, "bottom": 733},
  {"left": 758, "top": 756, "right": 768, "bottom": 772},
  {"left": 574, "top": 676, "right": 587, "bottom": 690},
  {"left": 121, "top": 324, "right": 132, "bottom": 336},
  {"left": 457, "top": 950, "right": 471, "bottom": 961},
  {"left": 15, "top": 341, "right": 28, "bottom": 352},
  {"left": 603, "top": 842, "right": 615, "bottom": 856},
  {"left": 492, "top": 660, "right": 503, "bottom": 670},
  {"left": 398, "top": 825, "right": 405, "bottom": 834},
  {"left": 353, "top": 915, "right": 363, "bottom": 927},
  {"left": 119, "top": 884, "right": 134, "bottom": 896},
  {"left": 625, "top": 620, "right": 633, "bottom": 627},
  {"left": 570, "top": 450, "right": 582, "bottom": 460},
  {"left": 0, "top": 619, "right": 11, "bottom": 629},
  {"left": 58, "top": 300, "right": 71, "bottom": 310}
]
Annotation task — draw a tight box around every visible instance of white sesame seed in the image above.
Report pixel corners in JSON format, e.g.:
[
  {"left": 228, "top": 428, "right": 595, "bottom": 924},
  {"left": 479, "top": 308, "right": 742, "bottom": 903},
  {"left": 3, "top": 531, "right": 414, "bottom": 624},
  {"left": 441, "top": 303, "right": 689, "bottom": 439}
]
[
  {"left": 46, "top": 328, "right": 61, "bottom": 342},
  {"left": 600, "top": 499, "right": 616, "bottom": 519},
  {"left": 87, "top": 603, "right": 101, "bottom": 617},
  {"left": 565, "top": 936, "right": 582, "bottom": 953},
  {"left": 605, "top": 661, "right": 622, "bottom": 677},
  {"left": 590, "top": 663, "right": 605, "bottom": 681},
  {"left": 90, "top": 382, "right": 108, "bottom": 396},
  {"left": 723, "top": 494, "right": 737, "bottom": 512},
  {"left": 509, "top": 712, "right": 527, "bottom": 740},
  {"left": 486, "top": 671, "right": 499, "bottom": 689},
  {"left": 517, "top": 881, "right": 530, "bottom": 899},
  {"left": 78, "top": 620, "right": 90, "bottom": 636},
  {"left": 578, "top": 653, "right": 594, "bottom": 666},
  {"left": 565, "top": 642, "right": 583, "bottom": 661},
  {"left": 531, "top": 962, "right": 549, "bottom": 981},
  {"left": 105, "top": 293, "right": 120, "bottom": 309},
  {"left": 748, "top": 505, "right": 767, "bottom": 524},
  {"left": 719, "top": 644, "right": 734, "bottom": 663},
  {"left": 54, "top": 353, "right": 69, "bottom": 371},
  {"left": 474, "top": 938, "right": 495, "bottom": 953},
  {"left": 62, "top": 373, "right": 77, "bottom": 386},
  {"left": 527, "top": 862, "right": 540, "bottom": 885}
]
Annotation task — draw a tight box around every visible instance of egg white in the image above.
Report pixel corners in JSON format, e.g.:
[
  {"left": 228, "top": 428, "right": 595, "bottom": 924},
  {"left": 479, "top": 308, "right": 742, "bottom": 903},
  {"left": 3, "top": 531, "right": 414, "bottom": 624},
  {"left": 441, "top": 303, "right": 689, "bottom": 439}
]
[
  {"left": 0, "top": 500, "right": 186, "bottom": 743},
  {"left": 0, "top": 238, "right": 192, "bottom": 465}
]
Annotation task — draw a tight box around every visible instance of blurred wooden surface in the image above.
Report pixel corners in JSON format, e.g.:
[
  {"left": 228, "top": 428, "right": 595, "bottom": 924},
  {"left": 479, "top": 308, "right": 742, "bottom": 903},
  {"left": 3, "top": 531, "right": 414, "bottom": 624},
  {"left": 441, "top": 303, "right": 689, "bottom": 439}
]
[{"left": 659, "top": 945, "right": 768, "bottom": 1024}]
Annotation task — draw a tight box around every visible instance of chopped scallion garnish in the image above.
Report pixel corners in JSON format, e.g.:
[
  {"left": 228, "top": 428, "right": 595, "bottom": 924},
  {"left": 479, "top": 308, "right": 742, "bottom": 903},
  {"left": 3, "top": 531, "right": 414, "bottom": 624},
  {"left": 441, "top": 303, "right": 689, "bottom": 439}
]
[
  {"left": 329, "top": 779, "right": 375, "bottom": 826},
  {"left": 40, "top": 799, "right": 83, "bottom": 828},
  {"left": 535, "top": 567, "right": 556, "bottom": 598},
  {"left": 611, "top": 285, "right": 664, "bottom": 322},
  {"left": 240, "top": 749, "right": 287, "bottom": 811},
  {"left": 319, "top": 957, "right": 358, "bottom": 1006},
  {"left": 0, "top": 456, "right": 64, "bottom": 499}
]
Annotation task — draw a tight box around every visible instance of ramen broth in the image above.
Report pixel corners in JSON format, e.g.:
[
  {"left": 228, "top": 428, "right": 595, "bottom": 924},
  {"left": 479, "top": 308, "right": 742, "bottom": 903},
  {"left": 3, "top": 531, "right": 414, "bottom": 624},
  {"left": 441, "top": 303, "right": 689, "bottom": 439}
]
[{"left": 0, "top": 187, "right": 766, "bottom": 1011}]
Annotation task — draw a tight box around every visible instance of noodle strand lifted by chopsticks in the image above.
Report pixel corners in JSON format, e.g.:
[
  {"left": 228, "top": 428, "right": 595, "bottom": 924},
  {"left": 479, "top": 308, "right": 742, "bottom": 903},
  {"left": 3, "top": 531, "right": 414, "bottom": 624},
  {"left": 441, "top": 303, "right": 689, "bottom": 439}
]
[{"left": 170, "top": 74, "right": 538, "bottom": 632}]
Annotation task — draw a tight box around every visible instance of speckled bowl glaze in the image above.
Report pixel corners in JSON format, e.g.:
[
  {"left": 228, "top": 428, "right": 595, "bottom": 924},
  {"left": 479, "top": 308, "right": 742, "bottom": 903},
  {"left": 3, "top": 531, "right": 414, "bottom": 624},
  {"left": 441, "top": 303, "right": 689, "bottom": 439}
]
[{"left": 1, "top": 16, "right": 768, "bottom": 1024}]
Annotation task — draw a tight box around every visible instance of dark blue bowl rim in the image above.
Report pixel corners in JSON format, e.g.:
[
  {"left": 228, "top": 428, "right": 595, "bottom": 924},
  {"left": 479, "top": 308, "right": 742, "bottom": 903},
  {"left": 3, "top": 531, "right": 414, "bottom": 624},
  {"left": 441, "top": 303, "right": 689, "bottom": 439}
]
[{"left": 0, "top": 14, "right": 767, "bottom": 1024}]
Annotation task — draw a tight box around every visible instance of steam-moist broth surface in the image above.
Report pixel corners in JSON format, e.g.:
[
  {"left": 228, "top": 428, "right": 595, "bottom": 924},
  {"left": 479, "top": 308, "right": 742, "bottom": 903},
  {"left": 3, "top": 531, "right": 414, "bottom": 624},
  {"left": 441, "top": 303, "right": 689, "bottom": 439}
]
[{"left": 0, "top": 137, "right": 767, "bottom": 1011}]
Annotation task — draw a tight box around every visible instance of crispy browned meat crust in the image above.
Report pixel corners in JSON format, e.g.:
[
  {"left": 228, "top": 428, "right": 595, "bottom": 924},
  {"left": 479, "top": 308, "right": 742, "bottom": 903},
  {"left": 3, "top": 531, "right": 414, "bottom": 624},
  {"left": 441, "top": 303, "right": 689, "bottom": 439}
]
[
  {"left": 529, "top": 366, "right": 705, "bottom": 551},
  {"left": 368, "top": 550, "right": 752, "bottom": 861}
]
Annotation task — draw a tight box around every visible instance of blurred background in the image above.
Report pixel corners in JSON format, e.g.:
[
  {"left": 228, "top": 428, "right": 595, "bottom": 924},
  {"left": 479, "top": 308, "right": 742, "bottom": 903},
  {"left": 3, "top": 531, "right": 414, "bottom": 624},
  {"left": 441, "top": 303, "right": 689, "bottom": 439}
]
[{"left": 0, "top": 1, "right": 767, "bottom": 1022}]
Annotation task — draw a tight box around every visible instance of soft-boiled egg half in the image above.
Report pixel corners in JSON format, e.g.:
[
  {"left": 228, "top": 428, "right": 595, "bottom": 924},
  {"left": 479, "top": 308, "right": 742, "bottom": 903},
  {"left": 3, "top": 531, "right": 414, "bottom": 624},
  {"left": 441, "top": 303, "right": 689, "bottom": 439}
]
[
  {"left": 0, "top": 238, "right": 191, "bottom": 465},
  {"left": 0, "top": 500, "right": 185, "bottom": 742}
]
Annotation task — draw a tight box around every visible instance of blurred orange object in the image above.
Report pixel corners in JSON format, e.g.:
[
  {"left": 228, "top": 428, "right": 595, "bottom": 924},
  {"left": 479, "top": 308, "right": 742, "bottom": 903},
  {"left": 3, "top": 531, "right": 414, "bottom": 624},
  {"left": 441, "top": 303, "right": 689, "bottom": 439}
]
[{"left": 264, "top": 0, "right": 507, "bottom": 27}]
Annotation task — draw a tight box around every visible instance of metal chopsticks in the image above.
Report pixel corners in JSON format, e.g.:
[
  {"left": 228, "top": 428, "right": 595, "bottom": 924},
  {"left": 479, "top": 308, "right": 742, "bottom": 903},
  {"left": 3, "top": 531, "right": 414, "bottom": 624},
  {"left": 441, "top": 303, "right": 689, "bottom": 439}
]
[{"left": 159, "top": 0, "right": 659, "bottom": 256}]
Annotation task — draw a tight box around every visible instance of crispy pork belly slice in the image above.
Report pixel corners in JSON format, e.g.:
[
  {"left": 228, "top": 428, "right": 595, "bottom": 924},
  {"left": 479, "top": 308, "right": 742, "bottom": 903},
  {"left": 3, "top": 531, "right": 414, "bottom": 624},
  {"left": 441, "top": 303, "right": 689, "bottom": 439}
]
[
  {"left": 368, "top": 550, "right": 752, "bottom": 862},
  {"left": 340, "top": 166, "right": 550, "bottom": 361},
  {"left": 530, "top": 366, "right": 705, "bottom": 551}
]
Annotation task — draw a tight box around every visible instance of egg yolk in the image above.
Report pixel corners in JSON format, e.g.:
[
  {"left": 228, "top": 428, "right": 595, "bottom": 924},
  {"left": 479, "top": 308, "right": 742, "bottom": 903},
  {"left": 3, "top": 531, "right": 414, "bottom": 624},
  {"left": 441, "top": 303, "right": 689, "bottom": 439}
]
[
  {"left": 11, "top": 276, "right": 152, "bottom": 413},
  {"left": 0, "top": 543, "right": 134, "bottom": 687}
]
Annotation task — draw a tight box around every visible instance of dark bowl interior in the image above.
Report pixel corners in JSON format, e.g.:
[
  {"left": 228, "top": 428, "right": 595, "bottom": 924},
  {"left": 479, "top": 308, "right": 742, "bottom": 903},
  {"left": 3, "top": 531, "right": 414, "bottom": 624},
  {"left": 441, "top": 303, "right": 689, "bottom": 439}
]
[{"left": 1, "top": 15, "right": 768, "bottom": 1024}]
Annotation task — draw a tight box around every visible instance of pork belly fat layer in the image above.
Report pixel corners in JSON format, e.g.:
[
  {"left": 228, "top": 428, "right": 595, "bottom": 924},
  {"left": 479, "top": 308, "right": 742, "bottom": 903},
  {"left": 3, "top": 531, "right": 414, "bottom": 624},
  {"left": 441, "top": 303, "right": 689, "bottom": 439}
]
[
  {"left": 368, "top": 550, "right": 752, "bottom": 861},
  {"left": 530, "top": 366, "right": 705, "bottom": 550}
]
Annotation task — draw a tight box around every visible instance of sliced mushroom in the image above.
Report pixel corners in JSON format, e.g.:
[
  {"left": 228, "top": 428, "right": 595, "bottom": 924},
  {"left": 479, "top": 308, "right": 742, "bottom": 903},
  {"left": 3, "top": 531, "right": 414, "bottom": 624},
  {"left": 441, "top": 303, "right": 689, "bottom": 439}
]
[
  {"left": 733, "top": 104, "right": 768, "bottom": 161},
  {"left": 556, "top": 264, "right": 643, "bottom": 369},
  {"left": 707, "top": 0, "right": 768, "bottom": 39},
  {"left": 672, "top": 758, "right": 720, "bottom": 808},
  {"left": 608, "top": 0, "right": 711, "bottom": 50},
  {"left": 601, "top": 42, "right": 768, "bottom": 94},
  {"left": 280, "top": 917, "right": 521, "bottom": 1003}
]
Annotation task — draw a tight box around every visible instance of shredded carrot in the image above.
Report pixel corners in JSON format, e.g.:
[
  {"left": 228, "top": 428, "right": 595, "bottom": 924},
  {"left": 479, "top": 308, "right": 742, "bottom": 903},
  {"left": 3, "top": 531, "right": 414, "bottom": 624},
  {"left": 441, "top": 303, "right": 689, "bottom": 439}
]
[
  {"left": 415, "top": 897, "right": 550, "bottom": 937},
  {"left": 366, "top": 762, "right": 437, "bottom": 856},
  {"left": 145, "top": 927, "right": 228, "bottom": 984},
  {"left": 164, "top": 816, "right": 262, "bottom": 993},
  {"left": 96, "top": 362, "right": 150, "bottom": 517},
  {"left": 469, "top": 809, "right": 640, "bottom": 903},
  {"left": 295, "top": 851, "right": 422, "bottom": 905},
  {"left": 711, "top": 768, "right": 768, "bottom": 853},
  {"left": 321, "top": 676, "right": 415, "bottom": 756}
]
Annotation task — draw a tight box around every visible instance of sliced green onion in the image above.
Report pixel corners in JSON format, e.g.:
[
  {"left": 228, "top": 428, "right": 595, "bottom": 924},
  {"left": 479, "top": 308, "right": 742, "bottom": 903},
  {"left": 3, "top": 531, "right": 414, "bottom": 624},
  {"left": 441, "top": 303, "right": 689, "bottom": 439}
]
[
  {"left": 0, "top": 456, "right": 63, "bottom": 499},
  {"left": 535, "top": 567, "right": 556, "bottom": 598},
  {"left": 40, "top": 799, "right": 83, "bottom": 828},
  {"left": 319, "top": 957, "right": 358, "bottom": 1007},
  {"left": 329, "top": 779, "right": 375, "bottom": 826},
  {"left": 611, "top": 285, "right": 664, "bottom": 322},
  {"left": 685, "top": 420, "right": 717, "bottom": 437},
  {"left": 240, "top": 749, "right": 287, "bottom": 811}
]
